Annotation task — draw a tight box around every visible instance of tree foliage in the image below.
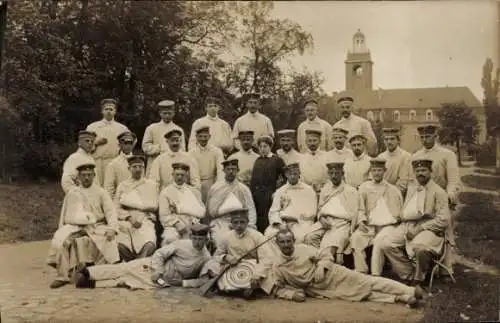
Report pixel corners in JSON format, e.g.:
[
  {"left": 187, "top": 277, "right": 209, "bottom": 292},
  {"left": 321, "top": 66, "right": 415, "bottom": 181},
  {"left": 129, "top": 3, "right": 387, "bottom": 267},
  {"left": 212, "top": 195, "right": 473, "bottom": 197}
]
[
  {"left": 370, "top": 109, "right": 398, "bottom": 155},
  {"left": 0, "top": 1, "right": 324, "bottom": 180},
  {"left": 480, "top": 57, "right": 500, "bottom": 135},
  {"left": 437, "top": 102, "right": 479, "bottom": 165}
]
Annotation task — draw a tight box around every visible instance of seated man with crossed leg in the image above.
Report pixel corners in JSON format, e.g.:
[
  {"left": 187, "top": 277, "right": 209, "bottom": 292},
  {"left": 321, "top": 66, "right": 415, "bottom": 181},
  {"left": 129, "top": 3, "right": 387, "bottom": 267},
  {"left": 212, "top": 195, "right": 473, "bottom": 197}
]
[
  {"left": 380, "top": 159, "right": 452, "bottom": 287},
  {"left": 47, "top": 161, "right": 120, "bottom": 288},
  {"left": 304, "top": 162, "right": 358, "bottom": 264},
  {"left": 114, "top": 155, "right": 158, "bottom": 261}
]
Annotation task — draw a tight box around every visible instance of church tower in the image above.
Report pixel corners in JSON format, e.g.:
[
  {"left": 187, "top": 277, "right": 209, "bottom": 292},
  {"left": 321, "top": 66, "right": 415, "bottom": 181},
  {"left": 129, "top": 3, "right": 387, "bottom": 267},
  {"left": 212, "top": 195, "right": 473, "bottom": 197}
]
[{"left": 345, "top": 29, "right": 373, "bottom": 92}]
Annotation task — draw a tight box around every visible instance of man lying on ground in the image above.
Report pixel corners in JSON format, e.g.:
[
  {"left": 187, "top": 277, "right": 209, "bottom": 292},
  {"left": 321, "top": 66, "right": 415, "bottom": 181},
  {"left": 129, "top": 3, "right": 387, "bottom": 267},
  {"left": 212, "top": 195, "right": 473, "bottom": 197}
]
[
  {"left": 74, "top": 224, "right": 211, "bottom": 290},
  {"left": 252, "top": 228, "right": 424, "bottom": 307}
]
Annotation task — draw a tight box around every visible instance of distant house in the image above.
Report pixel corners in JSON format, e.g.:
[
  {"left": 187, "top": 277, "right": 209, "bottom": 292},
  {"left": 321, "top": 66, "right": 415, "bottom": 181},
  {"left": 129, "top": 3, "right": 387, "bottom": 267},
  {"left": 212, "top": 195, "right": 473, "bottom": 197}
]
[{"left": 339, "top": 29, "right": 486, "bottom": 153}]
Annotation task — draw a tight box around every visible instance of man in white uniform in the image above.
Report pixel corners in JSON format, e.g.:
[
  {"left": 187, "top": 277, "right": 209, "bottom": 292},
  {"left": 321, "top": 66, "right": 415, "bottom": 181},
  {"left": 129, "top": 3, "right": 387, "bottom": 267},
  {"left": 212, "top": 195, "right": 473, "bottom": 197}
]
[
  {"left": 61, "top": 130, "right": 98, "bottom": 194},
  {"left": 142, "top": 100, "right": 186, "bottom": 175},
  {"left": 333, "top": 93, "right": 377, "bottom": 155},
  {"left": 297, "top": 99, "right": 333, "bottom": 152},
  {"left": 232, "top": 93, "right": 274, "bottom": 150},
  {"left": 86, "top": 98, "right": 129, "bottom": 186},
  {"left": 188, "top": 96, "right": 233, "bottom": 155}
]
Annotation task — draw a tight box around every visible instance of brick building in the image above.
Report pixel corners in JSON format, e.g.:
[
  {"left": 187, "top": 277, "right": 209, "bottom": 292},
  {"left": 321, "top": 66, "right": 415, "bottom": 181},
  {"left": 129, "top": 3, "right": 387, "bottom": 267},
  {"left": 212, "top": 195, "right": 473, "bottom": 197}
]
[{"left": 340, "top": 29, "right": 486, "bottom": 153}]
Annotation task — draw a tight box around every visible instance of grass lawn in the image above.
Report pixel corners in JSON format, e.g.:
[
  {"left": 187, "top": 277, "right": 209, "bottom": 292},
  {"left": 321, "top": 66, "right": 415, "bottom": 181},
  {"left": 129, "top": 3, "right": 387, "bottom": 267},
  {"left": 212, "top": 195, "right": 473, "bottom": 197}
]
[
  {"left": 0, "top": 182, "right": 63, "bottom": 244},
  {"left": 461, "top": 174, "right": 500, "bottom": 191},
  {"left": 420, "top": 191, "right": 500, "bottom": 322},
  {"left": 474, "top": 166, "right": 500, "bottom": 176}
]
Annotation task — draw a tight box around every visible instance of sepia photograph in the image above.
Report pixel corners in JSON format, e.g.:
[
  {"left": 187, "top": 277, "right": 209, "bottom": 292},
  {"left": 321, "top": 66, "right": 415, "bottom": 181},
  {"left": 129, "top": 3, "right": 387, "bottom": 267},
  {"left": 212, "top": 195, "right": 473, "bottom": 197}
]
[{"left": 0, "top": 0, "right": 499, "bottom": 322}]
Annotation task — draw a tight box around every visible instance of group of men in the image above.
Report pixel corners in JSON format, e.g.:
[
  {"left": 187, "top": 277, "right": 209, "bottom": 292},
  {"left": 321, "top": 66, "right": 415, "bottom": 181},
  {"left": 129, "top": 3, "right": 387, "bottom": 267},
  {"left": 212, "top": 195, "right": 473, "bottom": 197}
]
[{"left": 46, "top": 92, "right": 460, "bottom": 308}]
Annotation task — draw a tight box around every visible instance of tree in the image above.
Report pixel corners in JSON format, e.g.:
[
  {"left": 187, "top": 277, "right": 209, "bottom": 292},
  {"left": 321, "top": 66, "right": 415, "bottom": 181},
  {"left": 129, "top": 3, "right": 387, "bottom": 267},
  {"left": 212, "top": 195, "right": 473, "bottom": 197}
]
[
  {"left": 224, "top": 1, "right": 313, "bottom": 98},
  {"left": 437, "top": 102, "right": 479, "bottom": 166},
  {"left": 480, "top": 57, "right": 500, "bottom": 135},
  {"left": 370, "top": 108, "right": 398, "bottom": 155}
]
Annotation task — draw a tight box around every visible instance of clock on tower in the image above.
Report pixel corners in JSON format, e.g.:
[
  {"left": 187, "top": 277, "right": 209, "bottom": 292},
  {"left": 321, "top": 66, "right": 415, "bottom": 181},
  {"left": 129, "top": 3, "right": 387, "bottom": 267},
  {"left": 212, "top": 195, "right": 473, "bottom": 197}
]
[{"left": 345, "top": 29, "right": 373, "bottom": 92}]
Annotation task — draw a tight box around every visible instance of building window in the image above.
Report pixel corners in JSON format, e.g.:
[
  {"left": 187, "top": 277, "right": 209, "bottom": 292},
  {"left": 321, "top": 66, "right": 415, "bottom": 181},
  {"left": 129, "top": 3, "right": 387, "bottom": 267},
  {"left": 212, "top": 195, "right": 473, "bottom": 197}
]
[
  {"left": 366, "top": 111, "right": 374, "bottom": 121},
  {"left": 409, "top": 110, "right": 417, "bottom": 121},
  {"left": 426, "top": 109, "right": 434, "bottom": 121},
  {"left": 379, "top": 110, "right": 385, "bottom": 121},
  {"left": 393, "top": 110, "right": 400, "bottom": 122}
]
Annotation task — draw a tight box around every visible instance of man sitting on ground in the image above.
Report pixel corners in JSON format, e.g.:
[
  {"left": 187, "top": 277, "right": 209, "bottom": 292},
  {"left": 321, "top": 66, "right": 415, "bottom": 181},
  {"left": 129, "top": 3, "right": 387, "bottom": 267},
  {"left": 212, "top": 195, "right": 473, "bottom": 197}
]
[
  {"left": 74, "top": 224, "right": 212, "bottom": 290},
  {"left": 201, "top": 208, "right": 270, "bottom": 298}
]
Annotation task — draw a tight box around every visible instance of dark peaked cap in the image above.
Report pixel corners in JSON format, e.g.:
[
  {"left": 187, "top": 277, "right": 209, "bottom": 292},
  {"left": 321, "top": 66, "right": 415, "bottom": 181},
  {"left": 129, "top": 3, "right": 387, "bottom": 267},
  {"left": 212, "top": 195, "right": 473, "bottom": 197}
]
[
  {"left": 127, "top": 155, "right": 146, "bottom": 165},
  {"left": 412, "top": 159, "right": 433, "bottom": 170}
]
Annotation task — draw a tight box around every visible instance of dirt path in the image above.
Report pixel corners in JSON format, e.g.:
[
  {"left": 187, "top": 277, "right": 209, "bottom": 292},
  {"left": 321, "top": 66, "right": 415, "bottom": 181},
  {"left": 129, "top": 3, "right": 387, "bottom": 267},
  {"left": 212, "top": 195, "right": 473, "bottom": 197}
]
[{"left": 0, "top": 240, "right": 423, "bottom": 323}]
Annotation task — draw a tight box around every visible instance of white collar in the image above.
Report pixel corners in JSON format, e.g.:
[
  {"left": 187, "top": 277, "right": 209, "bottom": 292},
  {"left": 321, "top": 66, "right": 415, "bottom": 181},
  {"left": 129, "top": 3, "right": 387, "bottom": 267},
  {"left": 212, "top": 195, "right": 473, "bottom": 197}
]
[
  {"left": 246, "top": 111, "right": 260, "bottom": 117},
  {"left": 206, "top": 115, "right": 219, "bottom": 121}
]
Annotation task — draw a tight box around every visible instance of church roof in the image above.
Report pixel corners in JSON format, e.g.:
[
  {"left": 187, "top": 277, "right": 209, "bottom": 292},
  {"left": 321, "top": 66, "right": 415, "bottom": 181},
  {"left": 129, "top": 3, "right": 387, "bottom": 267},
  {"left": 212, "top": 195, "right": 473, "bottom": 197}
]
[{"left": 351, "top": 86, "right": 482, "bottom": 110}]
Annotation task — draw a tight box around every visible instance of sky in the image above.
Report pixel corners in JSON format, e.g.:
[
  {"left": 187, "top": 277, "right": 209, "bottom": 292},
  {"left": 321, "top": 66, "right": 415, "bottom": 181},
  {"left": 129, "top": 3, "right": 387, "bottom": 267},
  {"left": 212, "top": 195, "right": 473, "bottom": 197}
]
[{"left": 262, "top": 0, "right": 499, "bottom": 100}]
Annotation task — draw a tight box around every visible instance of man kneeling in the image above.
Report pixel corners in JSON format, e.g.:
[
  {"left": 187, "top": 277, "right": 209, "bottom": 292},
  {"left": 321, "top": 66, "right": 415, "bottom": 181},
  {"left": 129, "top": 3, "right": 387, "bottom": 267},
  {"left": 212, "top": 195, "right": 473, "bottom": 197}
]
[
  {"left": 253, "top": 228, "right": 424, "bottom": 307},
  {"left": 74, "top": 224, "right": 211, "bottom": 289}
]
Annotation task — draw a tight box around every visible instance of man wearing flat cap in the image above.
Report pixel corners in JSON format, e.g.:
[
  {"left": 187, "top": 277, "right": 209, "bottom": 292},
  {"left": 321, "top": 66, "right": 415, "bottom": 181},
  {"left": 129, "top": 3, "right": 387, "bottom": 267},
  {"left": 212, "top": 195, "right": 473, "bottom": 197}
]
[
  {"left": 114, "top": 155, "right": 159, "bottom": 261},
  {"left": 142, "top": 100, "right": 186, "bottom": 176},
  {"left": 227, "top": 130, "right": 259, "bottom": 187},
  {"left": 297, "top": 99, "right": 333, "bottom": 153},
  {"left": 188, "top": 124, "right": 225, "bottom": 202},
  {"left": 377, "top": 128, "right": 412, "bottom": 196},
  {"left": 188, "top": 96, "right": 233, "bottom": 154},
  {"left": 232, "top": 93, "right": 275, "bottom": 151},
  {"left": 344, "top": 134, "right": 372, "bottom": 189},
  {"left": 148, "top": 129, "right": 200, "bottom": 191},
  {"left": 103, "top": 131, "right": 138, "bottom": 198},
  {"left": 380, "top": 158, "right": 453, "bottom": 288},
  {"left": 299, "top": 129, "right": 329, "bottom": 195},
  {"left": 86, "top": 98, "right": 129, "bottom": 186},
  {"left": 333, "top": 92, "right": 377, "bottom": 155},
  {"left": 47, "top": 160, "right": 120, "bottom": 289},
  {"left": 276, "top": 129, "right": 303, "bottom": 165},
  {"left": 326, "top": 127, "right": 354, "bottom": 163},
  {"left": 350, "top": 159, "right": 403, "bottom": 275},
  {"left": 412, "top": 124, "right": 460, "bottom": 206},
  {"left": 61, "top": 130, "right": 99, "bottom": 194},
  {"left": 159, "top": 162, "right": 206, "bottom": 246}
]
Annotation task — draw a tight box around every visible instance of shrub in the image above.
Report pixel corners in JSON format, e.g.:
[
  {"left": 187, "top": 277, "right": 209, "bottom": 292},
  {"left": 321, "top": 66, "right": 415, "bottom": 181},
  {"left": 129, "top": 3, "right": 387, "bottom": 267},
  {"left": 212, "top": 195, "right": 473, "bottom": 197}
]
[
  {"left": 20, "top": 141, "right": 76, "bottom": 180},
  {"left": 475, "top": 140, "right": 496, "bottom": 167}
]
